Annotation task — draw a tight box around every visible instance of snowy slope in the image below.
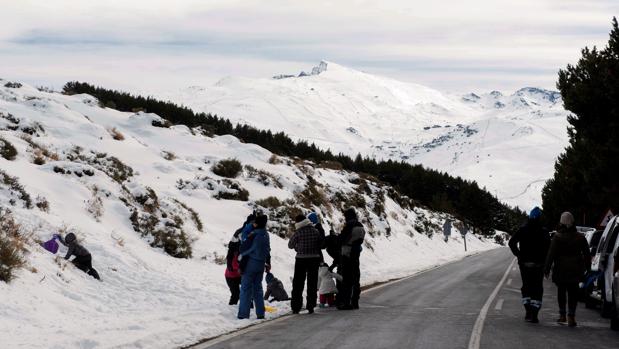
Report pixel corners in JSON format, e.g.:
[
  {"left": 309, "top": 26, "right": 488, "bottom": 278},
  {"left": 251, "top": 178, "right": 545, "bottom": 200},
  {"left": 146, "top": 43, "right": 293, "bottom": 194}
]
[
  {"left": 0, "top": 81, "right": 497, "bottom": 349},
  {"left": 164, "top": 62, "right": 569, "bottom": 209}
]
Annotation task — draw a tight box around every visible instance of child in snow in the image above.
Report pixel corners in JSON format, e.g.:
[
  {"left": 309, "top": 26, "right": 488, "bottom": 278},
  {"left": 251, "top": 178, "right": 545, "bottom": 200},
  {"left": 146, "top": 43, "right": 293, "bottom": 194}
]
[
  {"left": 225, "top": 231, "right": 242, "bottom": 305},
  {"left": 318, "top": 262, "right": 342, "bottom": 307},
  {"left": 264, "top": 272, "right": 289, "bottom": 302},
  {"left": 58, "top": 233, "right": 100, "bottom": 280}
]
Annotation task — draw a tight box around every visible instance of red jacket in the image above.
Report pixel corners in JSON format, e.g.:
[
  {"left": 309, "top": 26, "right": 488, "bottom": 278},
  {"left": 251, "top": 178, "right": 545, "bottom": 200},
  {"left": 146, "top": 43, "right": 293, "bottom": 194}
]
[{"left": 225, "top": 251, "right": 241, "bottom": 278}]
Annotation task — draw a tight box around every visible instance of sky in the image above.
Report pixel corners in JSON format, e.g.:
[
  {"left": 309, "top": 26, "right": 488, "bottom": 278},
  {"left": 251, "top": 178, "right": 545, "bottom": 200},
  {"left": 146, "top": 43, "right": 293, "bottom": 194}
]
[{"left": 1, "top": 0, "right": 618, "bottom": 94}]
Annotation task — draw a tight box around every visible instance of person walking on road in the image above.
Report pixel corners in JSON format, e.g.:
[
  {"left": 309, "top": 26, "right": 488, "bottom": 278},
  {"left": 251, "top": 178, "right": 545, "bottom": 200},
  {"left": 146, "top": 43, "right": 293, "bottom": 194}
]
[
  {"left": 289, "top": 214, "right": 324, "bottom": 314},
  {"left": 544, "top": 211, "right": 590, "bottom": 327},
  {"left": 237, "top": 215, "right": 271, "bottom": 320},
  {"left": 337, "top": 208, "right": 366, "bottom": 310},
  {"left": 508, "top": 207, "right": 550, "bottom": 323}
]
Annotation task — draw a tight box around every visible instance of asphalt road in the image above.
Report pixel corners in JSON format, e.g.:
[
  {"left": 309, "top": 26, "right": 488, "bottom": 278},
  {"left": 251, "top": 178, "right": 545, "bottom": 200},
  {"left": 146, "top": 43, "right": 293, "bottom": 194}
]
[{"left": 192, "top": 248, "right": 618, "bottom": 349}]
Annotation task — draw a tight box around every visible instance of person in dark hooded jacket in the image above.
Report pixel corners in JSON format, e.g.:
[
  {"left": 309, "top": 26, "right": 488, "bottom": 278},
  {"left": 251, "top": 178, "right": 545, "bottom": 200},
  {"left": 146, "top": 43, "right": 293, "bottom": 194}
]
[
  {"left": 337, "top": 208, "right": 365, "bottom": 310},
  {"left": 264, "top": 272, "right": 289, "bottom": 302},
  {"left": 58, "top": 233, "right": 100, "bottom": 280},
  {"left": 508, "top": 206, "right": 550, "bottom": 323},
  {"left": 545, "top": 211, "right": 590, "bottom": 327}
]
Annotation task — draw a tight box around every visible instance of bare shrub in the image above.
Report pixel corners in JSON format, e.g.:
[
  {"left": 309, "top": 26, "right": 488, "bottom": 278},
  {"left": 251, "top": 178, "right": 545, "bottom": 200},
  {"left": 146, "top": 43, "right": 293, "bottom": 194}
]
[
  {"left": 162, "top": 151, "right": 176, "bottom": 161},
  {"left": 0, "top": 137, "right": 17, "bottom": 160},
  {"left": 212, "top": 158, "right": 242, "bottom": 178},
  {"left": 0, "top": 170, "right": 32, "bottom": 209},
  {"left": 245, "top": 165, "right": 282, "bottom": 188},
  {"left": 86, "top": 186, "right": 104, "bottom": 221},
  {"left": 35, "top": 196, "right": 50, "bottom": 212},
  {"left": 33, "top": 149, "right": 46, "bottom": 165},
  {"left": 255, "top": 196, "right": 282, "bottom": 209},
  {"left": 172, "top": 199, "right": 203, "bottom": 232},
  {"left": 268, "top": 154, "right": 282, "bottom": 165},
  {"left": 0, "top": 210, "right": 26, "bottom": 283},
  {"left": 108, "top": 127, "right": 125, "bottom": 141}
]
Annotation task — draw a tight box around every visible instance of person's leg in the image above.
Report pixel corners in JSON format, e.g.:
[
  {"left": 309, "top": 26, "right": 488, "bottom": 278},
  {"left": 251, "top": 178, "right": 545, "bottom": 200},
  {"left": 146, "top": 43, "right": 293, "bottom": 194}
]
[
  {"left": 519, "top": 266, "right": 532, "bottom": 319},
  {"left": 226, "top": 277, "right": 240, "bottom": 305},
  {"left": 72, "top": 256, "right": 89, "bottom": 273},
  {"left": 567, "top": 283, "right": 579, "bottom": 316},
  {"left": 252, "top": 266, "right": 265, "bottom": 319},
  {"left": 238, "top": 274, "right": 252, "bottom": 319},
  {"left": 338, "top": 257, "right": 353, "bottom": 309},
  {"left": 291, "top": 258, "right": 307, "bottom": 313},
  {"left": 557, "top": 283, "right": 567, "bottom": 322},
  {"left": 306, "top": 258, "right": 320, "bottom": 312},
  {"left": 528, "top": 267, "right": 544, "bottom": 322},
  {"left": 351, "top": 257, "right": 361, "bottom": 309},
  {"left": 319, "top": 294, "right": 327, "bottom": 307},
  {"left": 327, "top": 293, "right": 335, "bottom": 307}
]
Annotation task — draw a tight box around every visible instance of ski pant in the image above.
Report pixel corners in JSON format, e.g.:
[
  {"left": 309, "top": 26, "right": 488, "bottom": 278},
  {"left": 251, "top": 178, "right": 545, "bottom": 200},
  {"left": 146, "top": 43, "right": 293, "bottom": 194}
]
[
  {"left": 238, "top": 259, "right": 265, "bottom": 319},
  {"left": 320, "top": 293, "right": 336, "bottom": 306},
  {"left": 72, "top": 254, "right": 100, "bottom": 280},
  {"left": 556, "top": 282, "right": 579, "bottom": 316},
  {"left": 519, "top": 264, "right": 544, "bottom": 309},
  {"left": 338, "top": 256, "right": 361, "bottom": 307},
  {"left": 226, "top": 276, "right": 241, "bottom": 305},
  {"left": 291, "top": 257, "right": 320, "bottom": 313}
]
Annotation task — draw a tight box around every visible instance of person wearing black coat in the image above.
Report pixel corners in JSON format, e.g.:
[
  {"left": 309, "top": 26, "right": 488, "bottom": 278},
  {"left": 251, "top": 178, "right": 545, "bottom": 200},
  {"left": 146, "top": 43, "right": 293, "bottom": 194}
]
[
  {"left": 545, "top": 212, "right": 590, "bottom": 327},
  {"left": 337, "top": 208, "right": 366, "bottom": 310},
  {"left": 58, "top": 233, "right": 100, "bottom": 280},
  {"left": 508, "top": 207, "right": 550, "bottom": 323}
]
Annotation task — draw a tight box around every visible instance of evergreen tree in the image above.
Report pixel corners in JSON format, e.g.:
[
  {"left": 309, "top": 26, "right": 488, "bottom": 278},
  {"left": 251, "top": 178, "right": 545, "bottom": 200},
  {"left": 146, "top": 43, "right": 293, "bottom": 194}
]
[{"left": 542, "top": 18, "right": 619, "bottom": 226}]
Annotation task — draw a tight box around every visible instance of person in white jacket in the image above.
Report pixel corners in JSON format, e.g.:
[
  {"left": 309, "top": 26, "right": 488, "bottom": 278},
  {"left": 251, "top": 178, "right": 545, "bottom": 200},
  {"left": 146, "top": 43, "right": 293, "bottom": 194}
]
[{"left": 318, "top": 262, "right": 342, "bottom": 308}]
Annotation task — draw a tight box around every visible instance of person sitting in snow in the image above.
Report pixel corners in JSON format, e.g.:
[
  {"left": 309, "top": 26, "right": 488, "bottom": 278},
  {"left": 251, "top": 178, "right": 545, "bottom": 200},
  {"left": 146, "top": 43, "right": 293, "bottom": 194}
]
[
  {"left": 318, "top": 262, "right": 342, "bottom": 308},
  {"left": 57, "top": 233, "right": 100, "bottom": 280},
  {"left": 264, "top": 272, "right": 289, "bottom": 302}
]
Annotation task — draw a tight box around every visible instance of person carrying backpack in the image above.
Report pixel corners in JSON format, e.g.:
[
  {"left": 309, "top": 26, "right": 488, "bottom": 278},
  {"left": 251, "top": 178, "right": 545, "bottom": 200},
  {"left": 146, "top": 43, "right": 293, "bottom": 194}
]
[{"left": 508, "top": 207, "right": 550, "bottom": 323}]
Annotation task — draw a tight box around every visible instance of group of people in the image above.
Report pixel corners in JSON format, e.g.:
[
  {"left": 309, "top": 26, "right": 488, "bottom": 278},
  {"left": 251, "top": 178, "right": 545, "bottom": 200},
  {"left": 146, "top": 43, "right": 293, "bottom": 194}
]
[
  {"left": 224, "top": 207, "right": 366, "bottom": 319},
  {"left": 509, "top": 207, "right": 590, "bottom": 327}
]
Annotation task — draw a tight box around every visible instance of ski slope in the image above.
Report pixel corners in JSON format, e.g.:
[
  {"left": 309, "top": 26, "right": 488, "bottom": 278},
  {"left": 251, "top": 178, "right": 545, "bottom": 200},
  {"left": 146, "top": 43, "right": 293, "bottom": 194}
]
[{"left": 164, "top": 62, "right": 570, "bottom": 209}]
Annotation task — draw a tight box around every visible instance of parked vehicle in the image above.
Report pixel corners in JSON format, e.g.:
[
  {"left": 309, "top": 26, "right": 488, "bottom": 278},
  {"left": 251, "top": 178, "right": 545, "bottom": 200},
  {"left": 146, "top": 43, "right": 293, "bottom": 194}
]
[
  {"left": 586, "top": 229, "right": 604, "bottom": 256},
  {"left": 611, "top": 246, "right": 619, "bottom": 330},
  {"left": 590, "top": 216, "right": 619, "bottom": 317}
]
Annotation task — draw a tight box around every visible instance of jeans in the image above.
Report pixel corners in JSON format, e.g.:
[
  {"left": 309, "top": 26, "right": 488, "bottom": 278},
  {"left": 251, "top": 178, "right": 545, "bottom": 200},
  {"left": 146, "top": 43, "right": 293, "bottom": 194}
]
[
  {"left": 557, "top": 282, "right": 579, "bottom": 316},
  {"left": 238, "top": 259, "right": 265, "bottom": 319},
  {"left": 291, "top": 257, "right": 320, "bottom": 312}
]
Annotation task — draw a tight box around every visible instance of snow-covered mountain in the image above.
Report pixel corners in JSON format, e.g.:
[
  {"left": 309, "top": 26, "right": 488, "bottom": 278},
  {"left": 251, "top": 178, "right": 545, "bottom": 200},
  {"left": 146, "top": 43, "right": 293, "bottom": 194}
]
[
  {"left": 0, "top": 81, "right": 496, "bottom": 348},
  {"left": 163, "top": 62, "right": 569, "bottom": 209}
]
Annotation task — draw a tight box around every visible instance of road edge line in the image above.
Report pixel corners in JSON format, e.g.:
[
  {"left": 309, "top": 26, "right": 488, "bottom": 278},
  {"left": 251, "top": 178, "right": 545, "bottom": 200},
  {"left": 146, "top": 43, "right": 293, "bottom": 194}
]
[{"left": 467, "top": 257, "right": 516, "bottom": 349}]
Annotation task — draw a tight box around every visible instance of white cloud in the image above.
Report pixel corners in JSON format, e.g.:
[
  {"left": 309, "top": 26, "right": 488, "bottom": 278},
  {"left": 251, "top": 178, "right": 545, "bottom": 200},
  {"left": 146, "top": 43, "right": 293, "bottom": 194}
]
[{"left": 1, "top": 0, "right": 617, "bottom": 93}]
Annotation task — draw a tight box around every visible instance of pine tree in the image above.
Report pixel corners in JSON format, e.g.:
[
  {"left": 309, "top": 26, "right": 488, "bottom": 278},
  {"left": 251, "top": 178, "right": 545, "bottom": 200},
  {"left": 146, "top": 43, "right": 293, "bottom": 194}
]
[{"left": 542, "top": 18, "right": 619, "bottom": 227}]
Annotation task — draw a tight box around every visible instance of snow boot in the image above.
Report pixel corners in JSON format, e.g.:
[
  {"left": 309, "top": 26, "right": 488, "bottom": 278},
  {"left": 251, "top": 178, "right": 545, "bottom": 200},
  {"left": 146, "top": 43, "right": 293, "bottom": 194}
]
[
  {"left": 524, "top": 305, "right": 532, "bottom": 322},
  {"left": 556, "top": 314, "right": 567, "bottom": 324},
  {"left": 528, "top": 308, "right": 539, "bottom": 323},
  {"left": 567, "top": 315, "right": 577, "bottom": 327}
]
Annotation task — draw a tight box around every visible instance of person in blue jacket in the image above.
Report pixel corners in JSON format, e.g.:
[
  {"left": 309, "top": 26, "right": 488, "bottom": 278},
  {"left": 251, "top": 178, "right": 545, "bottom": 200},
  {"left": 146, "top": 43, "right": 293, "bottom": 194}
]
[{"left": 237, "top": 214, "right": 271, "bottom": 319}]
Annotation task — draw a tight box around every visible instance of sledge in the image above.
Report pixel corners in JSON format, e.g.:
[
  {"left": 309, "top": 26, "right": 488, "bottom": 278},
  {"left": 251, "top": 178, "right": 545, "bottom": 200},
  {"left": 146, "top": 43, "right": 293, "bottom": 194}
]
[{"left": 264, "top": 305, "right": 276, "bottom": 313}]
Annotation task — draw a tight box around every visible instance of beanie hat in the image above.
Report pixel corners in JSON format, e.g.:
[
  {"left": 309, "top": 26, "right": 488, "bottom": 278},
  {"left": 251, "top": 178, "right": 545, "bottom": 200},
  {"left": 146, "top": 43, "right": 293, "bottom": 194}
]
[
  {"left": 265, "top": 272, "right": 274, "bottom": 284},
  {"left": 255, "top": 215, "right": 268, "bottom": 229},
  {"left": 560, "top": 211, "right": 575, "bottom": 227},
  {"left": 529, "top": 207, "right": 542, "bottom": 220},
  {"left": 344, "top": 208, "right": 357, "bottom": 221},
  {"left": 307, "top": 212, "right": 319, "bottom": 225},
  {"left": 65, "top": 232, "right": 76, "bottom": 244},
  {"left": 295, "top": 214, "right": 306, "bottom": 223}
]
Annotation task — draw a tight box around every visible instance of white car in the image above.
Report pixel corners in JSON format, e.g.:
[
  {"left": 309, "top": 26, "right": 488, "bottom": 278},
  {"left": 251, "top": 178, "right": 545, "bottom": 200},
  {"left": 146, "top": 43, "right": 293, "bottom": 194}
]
[
  {"left": 591, "top": 215, "right": 619, "bottom": 318},
  {"left": 612, "top": 247, "right": 619, "bottom": 330}
]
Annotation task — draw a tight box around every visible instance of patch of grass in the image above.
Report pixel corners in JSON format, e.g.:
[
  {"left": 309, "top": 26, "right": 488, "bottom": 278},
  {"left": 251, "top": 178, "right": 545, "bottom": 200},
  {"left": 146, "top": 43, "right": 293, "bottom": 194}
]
[
  {"left": 268, "top": 154, "right": 282, "bottom": 165},
  {"left": 0, "top": 170, "right": 32, "bottom": 209},
  {"left": 255, "top": 196, "right": 282, "bottom": 209},
  {"left": 245, "top": 165, "right": 282, "bottom": 188},
  {"left": 296, "top": 177, "right": 328, "bottom": 209},
  {"left": 173, "top": 199, "right": 204, "bottom": 232},
  {"left": 212, "top": 158, "right": 242, "bottom": 178},
  {"left": 0, "top": 137, "right": 17, "bottom": 160},
  {"left": 4, "top": 82, "right": 22, "bottom": 88},
  {"left": 35, "top": 195, "right": 50, "bottom": 212}
]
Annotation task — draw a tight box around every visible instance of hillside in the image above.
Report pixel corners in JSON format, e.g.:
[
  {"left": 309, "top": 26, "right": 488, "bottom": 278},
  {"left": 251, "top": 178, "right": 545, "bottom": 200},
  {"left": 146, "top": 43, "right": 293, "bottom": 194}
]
[
  {"left": 164, "top": 62, "right": 570, "bottom": 209},
  {"left": 0, "top": 81, "right": 497, "bottom": 349}
]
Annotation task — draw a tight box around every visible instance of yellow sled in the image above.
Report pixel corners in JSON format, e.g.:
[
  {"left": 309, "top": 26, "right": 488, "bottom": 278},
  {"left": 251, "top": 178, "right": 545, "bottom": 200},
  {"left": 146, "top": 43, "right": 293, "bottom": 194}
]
[{"left": 264, "top": 305, "right": 276, "bottom": 313}]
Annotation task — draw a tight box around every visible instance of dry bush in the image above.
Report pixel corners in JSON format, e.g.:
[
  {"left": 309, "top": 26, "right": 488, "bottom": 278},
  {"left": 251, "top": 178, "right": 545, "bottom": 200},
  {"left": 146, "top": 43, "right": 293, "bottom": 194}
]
[
  {"left": 255, "top": 196, "right": 282, "bottom": 209},
  {"left": 268, "top": 154, "right": 282, "bottom": 165},
  {"left": 318, "top": 160, "right": 343, "bottom": 171},
  {"left": 86, "top": 185, "right": 104, "bottom": 221},
  {"left": 108, "top": 127, "right": 125, "bottom": 141},
  {"left": 33, "top": 149, "right": 46, "bottom": 165},
  {"left": 0, "top": 137, "right": 17, "bottom": 160},
  {"left": 212, "top": 158, "right": 242, "bottom": 178},
  {"left": 162, "top": 151, "right": 176, "bottom": 161},
  {"left": 35, "top": 195, "right": 50, "bottom": 212},
  {"left": 0, "top": 210, "right": 26, "bottom": 283}
]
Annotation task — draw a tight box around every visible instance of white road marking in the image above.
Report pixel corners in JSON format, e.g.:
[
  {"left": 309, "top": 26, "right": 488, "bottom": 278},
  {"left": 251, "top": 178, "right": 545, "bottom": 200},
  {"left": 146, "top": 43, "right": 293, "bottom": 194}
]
[
  {"left": 506, "top": 278, "right": 512, "bottom": 286},
  {"left": 494, "top": 299, "right": 504, "bottom": 311},
  {"left": 468, "top": 257, "right": 516, "bottom": 349}
]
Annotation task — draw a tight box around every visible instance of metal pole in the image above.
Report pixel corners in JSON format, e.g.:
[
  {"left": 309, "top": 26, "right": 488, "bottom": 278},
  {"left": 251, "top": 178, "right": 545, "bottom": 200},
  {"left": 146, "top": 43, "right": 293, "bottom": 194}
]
[{"left": 464, "top": 234, "right": 467, "bottom": 252}]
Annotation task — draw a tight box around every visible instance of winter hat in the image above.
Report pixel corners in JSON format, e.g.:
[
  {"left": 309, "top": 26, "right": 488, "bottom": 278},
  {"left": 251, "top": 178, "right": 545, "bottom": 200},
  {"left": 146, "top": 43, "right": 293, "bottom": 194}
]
[
  {"left": 529, "top": 207, "right": 542, "bottom": 220},
  {"left": 295, "top": 214, "right": 306, "bottom": 223},
  {"left": 307, "top": 212, "right": 319, "bottom": 225},
  {"left": 65, "top": 232, "right": 76, "bottom": 244},
  {"left": 265, "top": 272, "right": 274, "bottom": 284},
  {"left": 560, "top": 212, "right": 575, "bottom": 227},
  {"left": 255, "top": 215, "right": 268, "bottom": 229},
  {"left": 344, "top": 208, "right": 357, "bottom": 221}
]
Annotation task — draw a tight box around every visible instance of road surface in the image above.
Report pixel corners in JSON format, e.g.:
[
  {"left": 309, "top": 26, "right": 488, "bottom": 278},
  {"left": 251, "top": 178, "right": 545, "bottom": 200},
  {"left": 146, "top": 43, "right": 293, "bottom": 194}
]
[{"left": 191, "top": 248, "right": 618, "bottom": 349}]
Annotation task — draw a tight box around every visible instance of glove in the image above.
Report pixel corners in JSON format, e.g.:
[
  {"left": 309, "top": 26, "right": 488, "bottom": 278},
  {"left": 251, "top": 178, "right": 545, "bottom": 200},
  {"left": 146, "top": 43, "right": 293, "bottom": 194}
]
[
  {"left": 265, "top": 264, "right": 271, "bottom": 273},
  {"left": 53, "top": 234, "right": 60, "bottom": 240},
  {"left": 237, "top": 254, "right": 243, "bottom": 262}
]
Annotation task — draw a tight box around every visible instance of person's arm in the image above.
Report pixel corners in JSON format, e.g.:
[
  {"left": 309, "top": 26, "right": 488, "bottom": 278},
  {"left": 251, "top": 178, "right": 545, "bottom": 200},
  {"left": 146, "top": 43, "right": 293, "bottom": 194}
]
[
  {"left": 64, "top": 243, "right": 74, "bottom": 260},
  {"left": 264, "top": 285, "right": 271, "bottom": 300},
  {"left": 332, "top": 271, "right": 343, "bottom": 281},
  {"left": 508, "top": 229, "right": 521, "bottom": 257},
  {"left": 544, "top": 238, "right": 556, "bottom": 277},
  {"left": 288, "top": 231, "right": 297, "bottom": 250},
  {"left": 239, "top": 236, "right": 257, "bottom": 259}
]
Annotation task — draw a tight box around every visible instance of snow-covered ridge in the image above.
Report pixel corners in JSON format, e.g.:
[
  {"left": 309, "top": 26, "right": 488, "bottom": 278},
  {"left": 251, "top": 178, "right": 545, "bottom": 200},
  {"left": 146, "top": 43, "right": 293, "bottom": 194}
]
[
  {"left": 0, "top": 81, "right": 497, "bottom": 349},
  {"left": 162, "top": 62, "right": 570, "bottom": 209}
]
